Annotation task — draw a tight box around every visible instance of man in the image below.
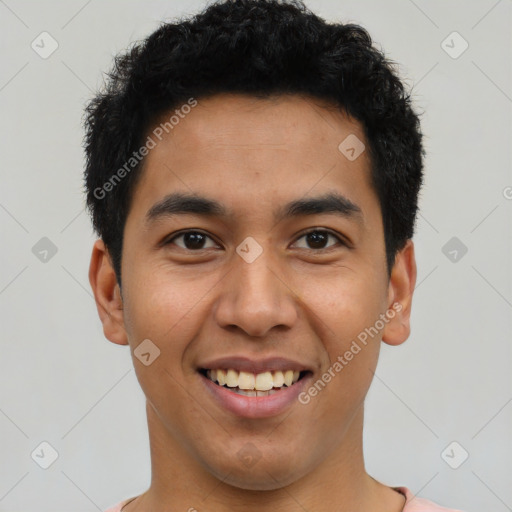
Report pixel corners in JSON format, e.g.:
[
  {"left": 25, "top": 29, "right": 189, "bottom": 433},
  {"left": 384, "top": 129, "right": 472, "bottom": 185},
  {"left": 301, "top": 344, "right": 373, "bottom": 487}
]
[{"left": 84, "top": 1, "right": 464, "bottom": 510}]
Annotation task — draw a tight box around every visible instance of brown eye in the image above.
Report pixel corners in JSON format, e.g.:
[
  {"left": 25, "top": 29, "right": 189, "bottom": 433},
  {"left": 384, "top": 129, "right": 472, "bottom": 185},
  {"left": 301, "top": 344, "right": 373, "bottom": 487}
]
[
  {"left": 293, "top": 229, "right": 345, "bottom": 251},
  {"left": 166, "top": 231, "right": 218, "bottom": 250}
]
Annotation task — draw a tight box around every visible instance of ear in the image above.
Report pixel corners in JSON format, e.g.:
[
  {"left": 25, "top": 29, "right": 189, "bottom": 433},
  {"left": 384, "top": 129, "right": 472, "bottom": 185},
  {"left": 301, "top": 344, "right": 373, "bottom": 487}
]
[
  {"left": 381, "top": 239, "right": 417, "bottom": 346},
  {"left": 88, "top": 239, "right": 128, "bottom": 345}
]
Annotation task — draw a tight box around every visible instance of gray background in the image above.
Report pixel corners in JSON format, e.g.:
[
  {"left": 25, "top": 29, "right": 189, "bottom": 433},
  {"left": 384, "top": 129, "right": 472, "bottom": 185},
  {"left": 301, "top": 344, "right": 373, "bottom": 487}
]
[{"left": 0, "top": 0, "right": 511, "bottom": 511}]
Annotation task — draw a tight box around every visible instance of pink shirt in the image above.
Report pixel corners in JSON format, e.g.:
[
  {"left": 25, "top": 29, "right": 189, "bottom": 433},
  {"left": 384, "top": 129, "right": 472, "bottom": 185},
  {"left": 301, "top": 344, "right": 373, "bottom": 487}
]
[{"left": 104, "top": 486, "right": 464, "bottom": 511}]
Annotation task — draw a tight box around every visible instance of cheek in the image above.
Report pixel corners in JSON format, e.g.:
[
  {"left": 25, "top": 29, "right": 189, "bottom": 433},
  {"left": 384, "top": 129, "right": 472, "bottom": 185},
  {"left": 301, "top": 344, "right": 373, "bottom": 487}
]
[
  {"left": 122, "top": 260, "right": 211, "bottom": 342},
  {"left": 302, "top": 271, "right": 385, "bottom": 399},
  {"left": 308, "top": 270, "right": 387, "bottom": 344},
  {"left": 120, "top": 268, "right": 206, "bottom": 412}
]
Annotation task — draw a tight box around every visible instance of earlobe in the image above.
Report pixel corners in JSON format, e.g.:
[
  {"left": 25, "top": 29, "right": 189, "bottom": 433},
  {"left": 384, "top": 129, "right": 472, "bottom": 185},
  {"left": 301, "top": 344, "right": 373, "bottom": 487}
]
[
  {"left": 381, "top": 239, "right": 417, "bottom": 346},
  {"left": 88, "top": 239, "right": 128, "bottom": 345}
]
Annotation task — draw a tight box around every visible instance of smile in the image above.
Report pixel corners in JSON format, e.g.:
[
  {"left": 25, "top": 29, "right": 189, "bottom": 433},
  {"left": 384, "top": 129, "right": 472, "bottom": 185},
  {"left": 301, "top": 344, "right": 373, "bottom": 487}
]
[
  {"left": 201, "top": 368, "right": 306, "bottom": 396},
  {"left": 199, "top": 368, "right": 313, "bottom": 418}
]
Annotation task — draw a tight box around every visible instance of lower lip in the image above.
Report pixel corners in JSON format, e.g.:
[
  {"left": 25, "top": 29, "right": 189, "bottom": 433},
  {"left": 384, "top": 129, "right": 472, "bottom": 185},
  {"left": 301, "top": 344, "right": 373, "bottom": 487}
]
[{"left": 199, "top": 372, "right": 313, "bottom": 419}]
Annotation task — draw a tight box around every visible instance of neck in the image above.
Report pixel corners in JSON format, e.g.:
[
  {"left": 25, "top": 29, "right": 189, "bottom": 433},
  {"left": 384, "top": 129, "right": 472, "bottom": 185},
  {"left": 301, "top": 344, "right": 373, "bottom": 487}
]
[{"left": 126, "top": 401, "right": 405, "bottom": 512}]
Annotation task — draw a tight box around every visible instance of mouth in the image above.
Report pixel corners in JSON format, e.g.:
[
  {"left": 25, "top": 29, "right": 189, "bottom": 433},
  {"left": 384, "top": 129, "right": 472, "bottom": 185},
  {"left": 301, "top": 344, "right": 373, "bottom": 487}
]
[
  {"left": 198, "top": 368, "right": 311, "bottom": 397},
  {"left": 197, "top": 357, "right": 314, "bottom": 419},
  {"left": 196, "top": 356, "right": 315, "bottom": 418}
]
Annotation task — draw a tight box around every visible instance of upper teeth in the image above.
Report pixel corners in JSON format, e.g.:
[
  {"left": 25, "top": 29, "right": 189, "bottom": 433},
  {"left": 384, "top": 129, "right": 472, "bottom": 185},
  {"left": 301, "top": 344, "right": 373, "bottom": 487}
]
[{"left": 206, "top": 369, "right": 301, "bottom": 390}]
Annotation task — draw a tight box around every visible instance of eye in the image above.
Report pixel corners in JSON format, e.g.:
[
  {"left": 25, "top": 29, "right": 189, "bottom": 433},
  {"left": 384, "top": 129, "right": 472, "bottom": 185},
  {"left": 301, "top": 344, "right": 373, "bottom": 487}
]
[
  {"left": 293, "top": 229, "right": 346, "bottom": 251},
  {"left": 164, "top": 230, "right": 219, "bottom": 251},
  {"left": 163, "top": 228, "right": 347, "bottom": 252}
]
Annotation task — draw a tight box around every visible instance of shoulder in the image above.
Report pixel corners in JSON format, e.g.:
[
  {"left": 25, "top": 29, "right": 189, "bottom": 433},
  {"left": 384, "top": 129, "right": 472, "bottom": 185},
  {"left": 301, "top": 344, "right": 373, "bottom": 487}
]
[
  {"left": 103, "top": 503, "right": 123, "bottom": 512},
  {"left": 104, "top": 496, "right": 137, "bottom": 512},
  {"left": 395, "top": 486, "right": 466, "bottom": 512}
]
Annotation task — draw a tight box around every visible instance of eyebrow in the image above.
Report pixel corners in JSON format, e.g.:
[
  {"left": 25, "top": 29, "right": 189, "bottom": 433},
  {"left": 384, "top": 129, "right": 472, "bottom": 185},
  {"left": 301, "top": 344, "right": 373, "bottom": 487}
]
[{"left": 145, "top": 191, "right": 364, "bottom": 227}]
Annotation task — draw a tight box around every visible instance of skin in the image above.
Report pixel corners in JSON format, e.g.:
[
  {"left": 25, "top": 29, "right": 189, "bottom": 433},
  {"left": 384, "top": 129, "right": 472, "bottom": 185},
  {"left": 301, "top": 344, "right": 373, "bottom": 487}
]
[{"left": 89, "top": 93, "right": 416, "bottom": 512}]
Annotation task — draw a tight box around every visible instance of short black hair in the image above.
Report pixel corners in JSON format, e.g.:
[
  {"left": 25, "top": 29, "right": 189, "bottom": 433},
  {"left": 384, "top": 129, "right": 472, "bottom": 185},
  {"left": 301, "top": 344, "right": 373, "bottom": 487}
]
[{"left": 84, "top": 0, "right": 424, "bottom": 286}]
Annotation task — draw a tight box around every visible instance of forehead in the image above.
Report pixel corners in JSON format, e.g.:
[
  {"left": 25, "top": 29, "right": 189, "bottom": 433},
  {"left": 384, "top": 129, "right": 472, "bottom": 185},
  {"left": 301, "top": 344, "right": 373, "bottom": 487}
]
[
  {"left": 129, "top": 93, "right": 378, "bottom": 230},
  {"left": 151, "top": 93, "right": 366, "bottom": 156}
]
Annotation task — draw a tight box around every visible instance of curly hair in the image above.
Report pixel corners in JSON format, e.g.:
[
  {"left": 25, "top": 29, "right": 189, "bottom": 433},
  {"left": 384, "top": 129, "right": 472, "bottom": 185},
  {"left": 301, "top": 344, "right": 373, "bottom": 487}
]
[{"left": 83, "top": 0, "right": 424, "bottom": 285}]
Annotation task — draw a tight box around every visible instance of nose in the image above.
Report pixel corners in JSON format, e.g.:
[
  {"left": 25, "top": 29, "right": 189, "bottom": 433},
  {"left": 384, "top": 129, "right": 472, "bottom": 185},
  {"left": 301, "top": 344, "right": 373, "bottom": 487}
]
[{"left": 213, "top": 246, "right": 299, "bottom": 338}]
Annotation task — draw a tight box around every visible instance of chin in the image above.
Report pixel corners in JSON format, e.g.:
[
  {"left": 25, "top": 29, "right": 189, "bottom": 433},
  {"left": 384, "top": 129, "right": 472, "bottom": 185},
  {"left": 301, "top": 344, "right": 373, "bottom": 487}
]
[
  {"left": 206, "top": 458, "right": 306, "bottom": 491},
  {"left": 219, "top": 473, "right": 296, "bottom": 491}
]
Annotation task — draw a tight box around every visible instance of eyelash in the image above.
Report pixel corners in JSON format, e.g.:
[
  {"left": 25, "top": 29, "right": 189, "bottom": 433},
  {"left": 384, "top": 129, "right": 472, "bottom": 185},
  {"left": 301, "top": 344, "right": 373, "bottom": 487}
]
[{"left": 163, "top": 228, "right": 348, "bottom": 252}]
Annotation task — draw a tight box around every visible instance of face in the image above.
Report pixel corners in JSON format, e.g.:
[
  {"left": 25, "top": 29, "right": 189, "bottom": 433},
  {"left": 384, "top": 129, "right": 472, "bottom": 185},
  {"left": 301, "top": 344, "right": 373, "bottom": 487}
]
[{"left": 90, "top": 93, "right": 416, "bottom": 492}]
